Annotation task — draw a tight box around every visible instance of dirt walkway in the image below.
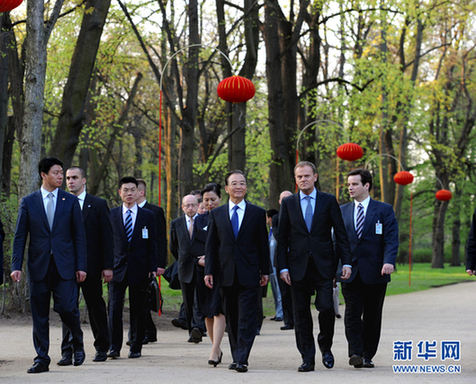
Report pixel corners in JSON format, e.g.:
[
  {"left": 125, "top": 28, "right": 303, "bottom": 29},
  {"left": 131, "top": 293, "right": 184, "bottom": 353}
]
[{"left": 1, "top": 281, "right": 475, "bottom": 383}]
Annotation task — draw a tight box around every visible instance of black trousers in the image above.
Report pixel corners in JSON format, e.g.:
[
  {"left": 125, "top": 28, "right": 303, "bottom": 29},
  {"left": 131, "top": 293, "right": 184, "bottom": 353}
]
[
  {"left": 342, "top": 272, "right": 387, "bottom": 359},
  {"left": 180, "top": 272, "right": 197, "bottom": 334},
  {"left": 61, "top": 274, "right": 110, "bottom": 356},
  {"left": 278, "top": 277, "right": 294, "bottom": 326},
  {"left": 290, "top": 258, "right": 334, "bottom": 364},
  {"left": 109, "top": 278, "right": 147, "bottom": 354},
  {"left": 30, "top": 257, "right": 83, "bottom": 366}
]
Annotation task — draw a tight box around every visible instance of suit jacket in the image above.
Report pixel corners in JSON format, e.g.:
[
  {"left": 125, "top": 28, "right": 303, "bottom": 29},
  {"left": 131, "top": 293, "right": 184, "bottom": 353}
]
[
  {"left": 466, "top": 208, "right": 476, "bottom": 270},
  {"left": 340, "top": 198, "right": 399, "bottom": 284},
  {"left": 205, "top": 201, "right": 270, "bottom": 287},
  {"left": 143, "top": 202, "right": 167, "bottom": 268},
  {"left": 82, "top": 193, "right": 114, "bottom": 277},
  {"left": 170, "top": 215, "right": 199, "bottom": 284},
  {"left": 12, "top": 189, "right": 87, "bottom": 282},
  {"left": 110, "top": 205, "right": 158, "bottom": 286},
  {"left": 0, "top": 219, "right": 5, "bottom": 285},
  {"left": 277, "top": 191, "right": 351, "bottom": 281}
]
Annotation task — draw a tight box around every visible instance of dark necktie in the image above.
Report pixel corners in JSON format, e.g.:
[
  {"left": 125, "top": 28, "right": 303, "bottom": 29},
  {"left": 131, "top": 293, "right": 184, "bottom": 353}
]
[
  {"left": 231, "top": 205, "right": 239, "bottom": 238},
  {"left": 46, "top": 192, "right": 55, "bottom": 230},
  {"left": 304, "top": 195, "right": 313, "bottom": 232},
  {"left": 125, "top": 209, "right": 133, "bottom": 242},
  {"left": 356, "top": 203, "right": 364, "bottom": 239}
]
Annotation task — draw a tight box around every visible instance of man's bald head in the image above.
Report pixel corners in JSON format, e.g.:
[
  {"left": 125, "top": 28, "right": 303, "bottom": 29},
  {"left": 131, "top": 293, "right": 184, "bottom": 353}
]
[{"left": 279, "top": 190, "right": 292, "bottom": 205}]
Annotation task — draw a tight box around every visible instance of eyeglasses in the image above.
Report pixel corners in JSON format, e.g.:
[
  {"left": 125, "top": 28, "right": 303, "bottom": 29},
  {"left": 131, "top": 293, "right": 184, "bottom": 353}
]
[{"left": 183, "top": 204, "right": 197, "bottom": 208}]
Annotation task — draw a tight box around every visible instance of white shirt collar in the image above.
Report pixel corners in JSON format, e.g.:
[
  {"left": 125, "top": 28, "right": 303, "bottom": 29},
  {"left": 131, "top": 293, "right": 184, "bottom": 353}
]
[
  {"left": 77, "top": 190, "right": 87, "bottom": 201},
  {"left": 41, "top": 187, "right": 58, "bottom": 199},
  {"left": 354, "top": 196, "right": 371, "bottom": 210},
  {"left": 122, "top": 203, "right": 138, "bottom": 215},
  {"left": 138, "top": 199, "right": 147, "bottom": 208},
  {"left": 229, "top": 199, "right": 246, "bottom": 211}
]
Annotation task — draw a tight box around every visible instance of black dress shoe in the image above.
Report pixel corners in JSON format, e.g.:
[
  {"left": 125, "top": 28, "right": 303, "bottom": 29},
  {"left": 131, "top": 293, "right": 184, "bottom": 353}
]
[
  {"left": 235, "top": 363, "right": 248, "bottom": 372},
  {"left": 363, "top": 358, "right": 375, "bottom": 368},
  {"left": 349, "top": 354, "right": 363, "bottom": 367},
  {"left": 27, "top": 362, "right": 49, "bottom": 374},
  {"left": 126, "top": 340, "right": 131, "bottom": 346},
  {"left": 335, "top": 314, "right": 342, "bottom": 319},
  {"left": 322, "top": 351, "right": 334, "bottom": 369},
  {"left": 280, "top": 324, "right": 294, "bottom": 330},
  {"left": 93, "top": 351, "right": 108, "bottom": 362},
  {"left": 143, "top": 335, "right": 157, "bottom": 344},
  {"left": 171, "top": 318, "right": 188, "bottom": 330},
  {"left": 57, "top": 355, "right": 72, "bottom": 366},
  {"left": 107, "top": 350, "right": 120, "bottom": 359},
  {"left": 274, "top": 317, "right": 283, "bottom": 321},
  {"left": 73, "top": 349, "right": 86, "bottom": 366},
  {"left": 298, "top": 361, "right": 315, "bottom": 372},
  {"left": 128, "top": 352, "right": 141, "bottom": 358},
  {"left": 228, "top": 362, "right": 237, "bottom": 370},
  {"left": 189, "top": 327, "right": 202, "bottom": 343},
  {"left": 270, "top": 316, "right": 276, "bottom": 321}
]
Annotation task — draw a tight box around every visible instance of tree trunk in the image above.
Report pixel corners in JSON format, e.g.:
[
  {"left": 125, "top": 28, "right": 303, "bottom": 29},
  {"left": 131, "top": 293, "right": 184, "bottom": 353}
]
[{"left": 50, "top": 0, "right": 111, "bottom": 171}]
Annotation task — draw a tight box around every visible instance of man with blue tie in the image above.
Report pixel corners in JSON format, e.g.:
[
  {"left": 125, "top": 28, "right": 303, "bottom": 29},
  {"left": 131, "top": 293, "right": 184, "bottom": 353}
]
[
  {"left": 277, "top": 161, "right": 352, "bottom": 372},
  {"left": 205, "top": 170, "right": 269, "bottom": 373},
  {"left": 108, "top": 177, "right": 158, "bottom": 359},
  {"left": 11, "top": 157, "right": 87, "bottom": 373},
  {"left": 340, "top": 168, "right": 399, "bottom": 368}
]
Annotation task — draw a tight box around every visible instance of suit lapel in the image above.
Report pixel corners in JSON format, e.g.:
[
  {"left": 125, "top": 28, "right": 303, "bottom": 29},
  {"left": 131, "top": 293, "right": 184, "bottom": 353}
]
[
  {"left": 221, "top": 204, "right": 235, "bottom": 240},
  {"left": 237, "top": 201, "right": 253, "bottom": 241},
  {"left": 33, "top": 190, "right": 51, "bottom": 230},
  {"left": 51, "top": 189, "right": 67, "bottom": 232},
  {"left": 82, "top": 193, "right": 92, "bottom": 222},
  {"left": 343, "top": 203, "right": 358, "bottom": 242},
  {"left": 311, "top": 190, "right": 324, "bottom": 231},
  {"left": 115, "top": 206, "right": 128, "bottom": 242},
  {"left": 131, "top": 207, "right": 143, "bottom": 242},
  {"left": 361, "top": 199, "right": 376, "bottom": 239},
  {"left": 293, "top": 194, "right": 308, "bottom": 232}
]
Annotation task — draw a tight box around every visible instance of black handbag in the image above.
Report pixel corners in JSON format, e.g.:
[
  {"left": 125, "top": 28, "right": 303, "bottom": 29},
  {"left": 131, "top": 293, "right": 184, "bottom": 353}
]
[
  {"left": 145, "top": 277, "right": 163, "bottom": 312},
  {"left": 163, "top": 261, "right": 181, "bottom": 290}
]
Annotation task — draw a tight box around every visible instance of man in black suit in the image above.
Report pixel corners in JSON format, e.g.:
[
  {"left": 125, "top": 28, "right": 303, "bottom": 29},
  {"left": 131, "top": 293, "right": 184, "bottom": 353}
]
[
  {"left": 205, "top": 170, "right": 269, "bottom": 373},
  {"left": 272, "top": 190, "right": 294, "bottom": 331},
  {"left": 277, "top": 161, "right": 352, "bottom": 372},
  {"left": 136, "top": 178, "right": 167, "bottom": 344},
  {"left": 170, "top": 194, "right": 203, "bottom": 343},
  {"left": 57, "top": 167, "right": 114, "bottom": 364},
  {"left": 340, "top": 168, "right": 399, "bottom": 368},
  {"left": 108, "top": 177, "right": 158, "bottom": 359},
  {"left": 0, "top": 218, "right": 4, "bottom": 286},
  {"left": 11, "top": 157, "right": 87, "bottom": 373}
]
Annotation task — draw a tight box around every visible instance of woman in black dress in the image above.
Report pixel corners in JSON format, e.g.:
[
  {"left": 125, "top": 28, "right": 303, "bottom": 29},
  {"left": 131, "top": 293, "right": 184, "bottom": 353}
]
[{"left": 195, "top": 183, "right": 226, "bottom": 366}]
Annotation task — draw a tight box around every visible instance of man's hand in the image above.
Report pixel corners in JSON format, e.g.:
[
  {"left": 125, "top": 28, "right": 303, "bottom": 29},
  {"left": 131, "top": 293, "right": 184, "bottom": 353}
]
[
  {"left": 204, "top": 274, "right": 213, "bottom": 289},
  {"left": 280, "top": 271, "right": 291, "bottom": 286},
  {"left": 197, "top": 256, "right": 205, "bottom": 267},
  {"left": 102, "top": 269, "right": 113, "bottom": 283},
  {"left": 11, "top": 270, "right": 21, "bottom": 282},
  {"left": 157, "top": 268, "right": 165, "bottom": 276},
  {"left": 76, "top": 271, "right": 87, "bottom": 283},
  {"left": 260, "top": 275, "right": 269, "bottom": 286},
  {"left": 341, "top": 266, "right": 352, "bottom": 280},
  {"left": 149, "top": 271, "right": 157, "bottom": 278},
  {"left": 381, "top": 263, "right": 394, "bottom": 275},
  {"left": 466, "top": 269, "right": 475, "bottom": 276}
]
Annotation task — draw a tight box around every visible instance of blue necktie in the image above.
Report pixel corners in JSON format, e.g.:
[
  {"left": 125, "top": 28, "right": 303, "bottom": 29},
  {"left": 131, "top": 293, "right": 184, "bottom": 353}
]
[
  {"left": 304, "top": 195, "right": 313, "bottom": 232},
  {"left": 125, "top": 209, "right": 133, "bottom": 242},
  {"left": 231, "top": 205, "right": 239, "bottom": 238},
  {"left": 356, "top": 203, "right": 364, "bottom": 239}
]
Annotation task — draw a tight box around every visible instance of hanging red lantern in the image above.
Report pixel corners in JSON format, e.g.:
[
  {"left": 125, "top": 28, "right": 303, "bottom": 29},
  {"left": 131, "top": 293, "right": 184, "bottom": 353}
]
[
  {"left": 0, "top": 0, "right": 23, "bottom": 13},
  {"left": 394, "top": 171, "right": 414, "bottom": 185},
  {"left": 217, "top": 75, "right": 255, "bottom": 103},
  {"left": 336, "top": 143, "right": 364, "bottom": 161},
  {"left": 435, "top": 189, "right": 452, "bottom": 201}
]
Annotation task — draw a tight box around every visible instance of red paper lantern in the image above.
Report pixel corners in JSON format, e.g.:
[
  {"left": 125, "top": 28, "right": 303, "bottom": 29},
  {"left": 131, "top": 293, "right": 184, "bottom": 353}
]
[
  {"left": 336, "top": 143, "right": 364, "bottom": 161},
  {"left": 217, "top": 75, "right": 255, "bottom": 103},
  {"left": 0, "top": 0, "right": 23, "bottom": 13},
  {"left": 435, "top": 189, "right": 452, "bottom": 201},
  {"left": 394, "top": 171, "right": 414, "bottom": 185}
]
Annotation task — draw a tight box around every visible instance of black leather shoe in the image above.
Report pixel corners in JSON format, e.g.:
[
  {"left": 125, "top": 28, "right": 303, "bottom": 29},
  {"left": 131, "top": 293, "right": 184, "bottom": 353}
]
[
  {"left": 27, "top": 362, "right": 49, "bottom": 373},
  {"left": 228, "top": 362, "right": 237, "bottom": 370},
  {"left": 189, "top": 327, "right": 202, "bottom": 343},
  {"left": 93, "top": 351, "right": 108, "bottom": 362},
  {"left": 349, "top": 354, "right": 363, "bottom": 367},
  {"left": 280, "top": 324, "right": 294, "bottom": 330},
  {"left": 322, "top": 351, "right": 334, "bottom": 369},
  {"left": 73, "top": 349, "right": 85, "bottom": 366},
  {"left": 57, "top": 355, "right": 72, "bottom": 366},
  {"left": 128, "top": 352, "right": 141, "bottom": 358},
  {"left": 143, "top": 335, "right": 157, "bottom": 344},
  {"left": 107, "top": 350, "right": 120, "bottom": 359},
  {"left": 171, "top": 318, "right": 188, "bottom": 330},
  {"left": 363, "top": 358, "right": 375, "bottom": 368},
  {"left": 298, "top": 362, "right": 315, "bottom": 372},
  {"left": 274, "top": 317, "right": 283, "bottom": 321},
  {"left": 335, "top": 314, "right": 342, "bottom": 319},
  {"left": 235, "top": 363, "right": 248, "bottom": 372}
]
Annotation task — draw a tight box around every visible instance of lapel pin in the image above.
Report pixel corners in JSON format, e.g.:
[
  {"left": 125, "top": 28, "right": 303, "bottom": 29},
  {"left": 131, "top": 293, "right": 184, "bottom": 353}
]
[{"left": 62, "top": 198, "right": 65, "bottom": 201}]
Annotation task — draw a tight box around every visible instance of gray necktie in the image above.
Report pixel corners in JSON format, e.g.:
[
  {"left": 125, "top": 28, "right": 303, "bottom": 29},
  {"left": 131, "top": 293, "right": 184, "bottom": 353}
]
[
  {"left": 304, "top": 195, "right": 313, "bottom": 232},
  {"left": 47, "top": 192, "right": 55, "bottom": 230}
]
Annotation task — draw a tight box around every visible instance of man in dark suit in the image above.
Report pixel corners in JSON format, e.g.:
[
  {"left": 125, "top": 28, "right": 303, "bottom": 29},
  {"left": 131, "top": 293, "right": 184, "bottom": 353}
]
[
  {"left": 108, "top": 177, "right": 158, "bottom": 359},
  {"left": 277, "top": 161, "right": 352, "bottom": 372},
  {"left": 340, "top": 168, "right": 399, "bottom": 368},
  {"left": 136, "top": 178, "right": 167, "bottom": 344},
  {"left": 170, "top": 194, "right": 203, "bottom": 343},
  {"left": 11, "top": 157, "right": 87, "bottom": 373},
  {"left": 272, "top": 190, "right": 294, "bottom": 331},
  {"left": 466, "top": 208, "right": 476, "bottom": 276},
  {"left": 0, "top": 218, "right": 4, "bottom": 286},
  {"left": 57, "top": 167, "right": 114, "bottom": 364},
  {"left": 205, "top": 170, "right": 269, "bottom": 373}
]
